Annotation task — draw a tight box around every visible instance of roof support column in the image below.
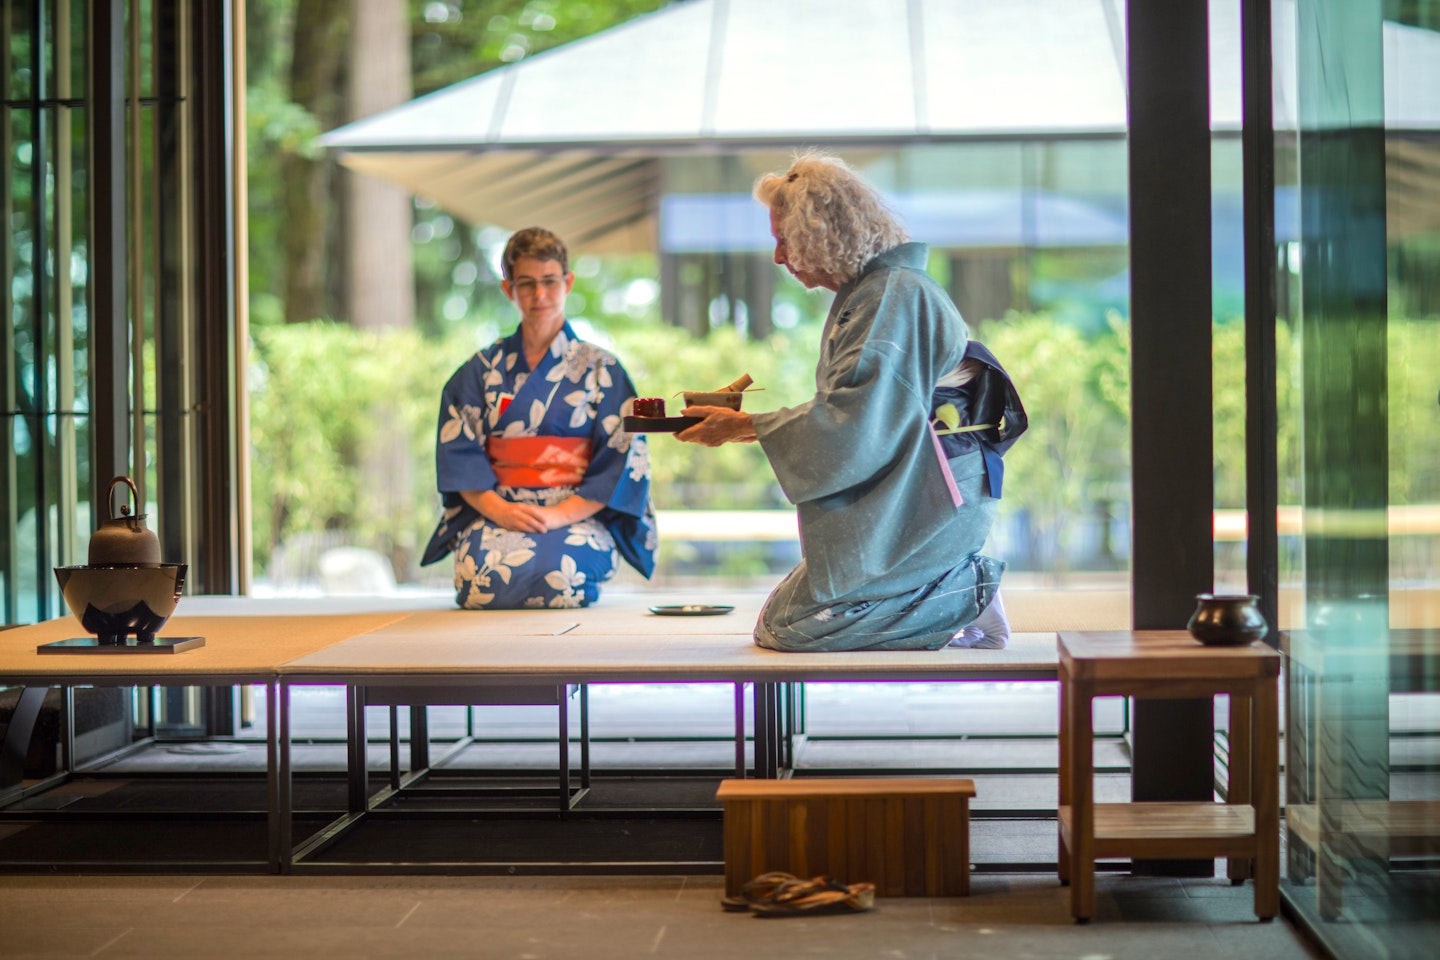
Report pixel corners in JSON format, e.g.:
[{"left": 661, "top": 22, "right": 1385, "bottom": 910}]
[{"left": 1126, "top": 0, "right": 1217, "bottom": 876}]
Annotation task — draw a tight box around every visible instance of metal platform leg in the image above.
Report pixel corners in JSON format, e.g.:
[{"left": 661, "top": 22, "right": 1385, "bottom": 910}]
[
  {"left": 347, "top": 686, "right": 367, "bottom": 813},
  {"left": 733, "top": 682, "right": 746, "bottom": 778},
  {"left": 578, "top": 684, "right": 591, "bottom": 789},
  {"left": 558, "top": 684, "right": 571, "bottom": 813},
  {"left": 752, "top": 682, "right": 782, "bottom": 778},
  {"left": 1, "top": 686, "right": 49, "bottom": 800},
  {"left": 269, "top": 679, "right": 291, "bottom": 874},
  {"left": 388, "top": 706, "right": 401, "bottom": 791}
]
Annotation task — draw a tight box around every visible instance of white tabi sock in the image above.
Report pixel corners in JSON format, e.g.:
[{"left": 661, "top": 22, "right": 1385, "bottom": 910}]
[{"left": 948, "top": 590, "right": 1011, "bottom": 649}]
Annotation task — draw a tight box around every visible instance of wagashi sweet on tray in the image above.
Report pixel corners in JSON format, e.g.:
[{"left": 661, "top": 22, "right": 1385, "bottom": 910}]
[{"left": 624, "top": 374, "right": 755, "bottom": 433}]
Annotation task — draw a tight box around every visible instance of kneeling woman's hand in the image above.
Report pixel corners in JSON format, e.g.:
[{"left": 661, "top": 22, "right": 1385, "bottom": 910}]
[
  {"left": 468, "top": 492, "right": 547, "bottom": 533},
  {"left": 465, "top": 491, "right": 602, "bottom": 534}
]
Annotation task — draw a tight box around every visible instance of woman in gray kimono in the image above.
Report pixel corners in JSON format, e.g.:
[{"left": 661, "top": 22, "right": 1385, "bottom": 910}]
[{"left": 677, "top": 153, "right": 1024, "bottom": 652}]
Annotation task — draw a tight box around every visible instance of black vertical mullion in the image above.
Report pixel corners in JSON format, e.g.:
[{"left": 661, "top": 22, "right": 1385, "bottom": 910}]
[
  {"left": 54, "top": 0, "right": 77, "bottom": 573},
  {"left": 1128, "top": 0, "right": 1215, "bottom": 629},
  {"left": 1242, "top": 0, "right": 1279, "bottom": 638},
  {"left": 190, "top": 0, "right": 240, "bottom": 594},
  {"left": 1126, "top": 0, "right": 1217, "bottom": 876},
  {"left": 87, "top": 0, "right": 129, "bottom": 530},
  {"left": 154, "top": 0, "right": 188, "bottom": 568},
  {"left": 29, "top": 0, "right": 50, "bottom": 615},
  {"left": 2, "top": 7, "right": 18, "bottom": 623}
]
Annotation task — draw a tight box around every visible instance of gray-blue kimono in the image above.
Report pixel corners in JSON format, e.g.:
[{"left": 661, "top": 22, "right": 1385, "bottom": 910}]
[{"left": 751, "top": 243, "right": 1008, "bottom": 651}]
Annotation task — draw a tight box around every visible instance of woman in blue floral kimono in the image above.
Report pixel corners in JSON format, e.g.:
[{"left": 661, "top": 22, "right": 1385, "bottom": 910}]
[
  {"left": 677, "top": 155, "right": 1025, "bottom": 651},
  {"left": 420, "top": 228, "right": 657, "bottom": 608}
]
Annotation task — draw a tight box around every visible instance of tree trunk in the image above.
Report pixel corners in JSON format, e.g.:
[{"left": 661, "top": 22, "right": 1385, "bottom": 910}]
[
  {"left": 346, "top": 0, "right": 416, "bottom": 579},
  {"left": 345, "top": 0, "right": 414, "bottom": 330},
  {"left": 281, "top": 0, "right": 349, "bottom": 324}
]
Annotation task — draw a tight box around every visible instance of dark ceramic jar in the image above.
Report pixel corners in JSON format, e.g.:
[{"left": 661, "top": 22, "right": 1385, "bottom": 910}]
[{"left": 1186, "top": 593, "right": 1269, "bottom": 646}]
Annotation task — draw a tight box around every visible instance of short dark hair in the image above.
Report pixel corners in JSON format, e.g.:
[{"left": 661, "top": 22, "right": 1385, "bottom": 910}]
[{"left": 501, "top": 227, "right": 569, "bottom": 280}]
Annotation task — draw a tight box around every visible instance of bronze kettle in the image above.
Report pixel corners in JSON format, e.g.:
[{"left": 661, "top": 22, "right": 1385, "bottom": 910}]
[{"left": 89, "top": 476, "right": 161, "bottom": 566}]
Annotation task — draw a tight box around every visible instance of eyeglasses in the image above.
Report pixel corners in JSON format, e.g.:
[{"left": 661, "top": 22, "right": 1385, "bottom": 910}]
[{"left": 511, "top": 276, "right": 566, "bottom": 295}]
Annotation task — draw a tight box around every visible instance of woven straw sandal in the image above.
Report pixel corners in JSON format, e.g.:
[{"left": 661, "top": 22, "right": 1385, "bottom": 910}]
[
  {"left": 720, "top": 871, "right": 801, "bottom": 912},
  {"left": 749, "top": 876, "right": 876, "bottom": 918}
]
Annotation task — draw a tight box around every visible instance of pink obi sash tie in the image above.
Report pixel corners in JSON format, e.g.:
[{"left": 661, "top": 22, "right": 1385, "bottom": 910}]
[{"left": 485, "top": 436, "right": 592, "bottom": 487}]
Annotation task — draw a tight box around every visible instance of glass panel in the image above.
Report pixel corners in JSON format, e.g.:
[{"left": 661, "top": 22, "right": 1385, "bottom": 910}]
[
  {"left": 2, "top": 9, "right": 25, "bottom": 622},
  {"left": 5, "top": 2, "right": 33, "bottom": 101},
  {"left": 7, "top": 0, "right": 186, "bottom": 617},
  {"left": 62, "top": 81, "right": 91, "bottom": 560},
  {"left": 629, "top": 142, "right": 1133, "bottom": 602},
  {"left": 2, "top": 0, "right": 91, "bottom": 623},
  {"left": 1279, "top": 1, "right": 1440, "bottom": 955},
  {"left": 1213, "top": 131, "right": 1247, "bottom": 594},
  {"left": 244, "top": 7, "right": 1132, "bottom": 631}
]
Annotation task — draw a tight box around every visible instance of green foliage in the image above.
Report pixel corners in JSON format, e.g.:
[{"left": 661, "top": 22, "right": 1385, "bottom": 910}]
[
  {"left": 246, "top": 83, "right": 326, "bottom": 160},
  {"left": 1388, "top": 316, "right": 1440, "bottom": 505},
  {"left": 409, "top": 0, "right": 672, "bottom": 94},
  {"left": 245, "top": 1, "right": 674, "bottom": 331},
  {"left": 245, "top": 77, "right": 331, "bottom": 327},
  {"left": 1211, "top": 319, "right": 1248, "bottom": 509},
  {"left": 975, "top": 313, "right": 1129, "bottom": 571},
  {"left": 248, "top": 323, "right": 474, "bottom": 575},
  {"left": 249, "top": 301, "right": 1438, "bottom": 584},
  {"left": 410, "top": 208, "right": 494, "bottom": 338},
  {"left": 246, "top": 317, "right": 822, "bottom": 581},
  {"left": 1210, "top": 318, "right": 1304, "bottom": 510}
]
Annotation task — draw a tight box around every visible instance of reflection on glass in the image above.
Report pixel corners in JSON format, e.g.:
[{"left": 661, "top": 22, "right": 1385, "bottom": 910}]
[{"left": 1277, "top": 1, "right": 1440, "bottom": 957}]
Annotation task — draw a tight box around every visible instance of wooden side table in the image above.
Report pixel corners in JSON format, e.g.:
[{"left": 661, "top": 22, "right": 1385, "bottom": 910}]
[{"left": 1057, "top": 630, "right": 1280, "bottom": 922}]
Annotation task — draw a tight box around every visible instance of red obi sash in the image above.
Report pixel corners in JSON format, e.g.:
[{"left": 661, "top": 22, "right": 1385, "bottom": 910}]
[{"left": 486, "top": 436, "right": 592, "bottom": 487}]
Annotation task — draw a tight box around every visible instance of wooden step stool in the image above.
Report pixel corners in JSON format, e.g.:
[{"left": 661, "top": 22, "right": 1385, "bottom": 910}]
[{"left": 715, "top": 777, "right": 975, "bottom": 898}]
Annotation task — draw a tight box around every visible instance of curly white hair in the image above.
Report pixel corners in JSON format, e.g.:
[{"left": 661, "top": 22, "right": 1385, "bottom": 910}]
[{"left": 753, "top": 151, "right": 908, "bottom": 284}]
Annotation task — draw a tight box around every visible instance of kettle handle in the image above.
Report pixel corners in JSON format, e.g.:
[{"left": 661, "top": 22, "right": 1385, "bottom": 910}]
[{"left": 107, "top": 476, "right": 140, "bottom": 520}]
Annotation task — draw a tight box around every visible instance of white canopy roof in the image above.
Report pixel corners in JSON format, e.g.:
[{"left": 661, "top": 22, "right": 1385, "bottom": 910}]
[{"left": 320, "top": 0, "right": 1440, "bottom": 252}]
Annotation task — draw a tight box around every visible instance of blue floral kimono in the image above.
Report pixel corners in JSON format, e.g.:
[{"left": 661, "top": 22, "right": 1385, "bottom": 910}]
[
  {"left": 420, "top": 323, "right": 657, "bottom": 609},
  {"left": 751, "top": 243, "right": 1022, "bottom": 651}
]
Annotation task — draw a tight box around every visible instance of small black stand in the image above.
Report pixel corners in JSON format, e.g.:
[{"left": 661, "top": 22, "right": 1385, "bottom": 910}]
[{"left": 37, "top": 636, "right": 206, "bottom": 655}]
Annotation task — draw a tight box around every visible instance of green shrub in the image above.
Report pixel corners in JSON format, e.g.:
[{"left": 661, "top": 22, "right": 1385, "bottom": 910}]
[
  {"left": 975, "top": 313, "right": 1129, "bottom": 572},
  {"left": 248, "top": 322, "right": 473, "bottom": 577},
  {"left": 251, "top": 311, "right": 1440, "bottom": 585},
  {"left": 247, "top": 321, "right": 821, "bottom": 580}
]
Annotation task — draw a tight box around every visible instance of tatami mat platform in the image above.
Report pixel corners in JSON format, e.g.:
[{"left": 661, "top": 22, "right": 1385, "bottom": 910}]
[
  {"left": 0, "top": 586, "right": 1345, "bottom": 959},
  {"left": 2, "top": 586, "right": 1132, "bottom": 875}
]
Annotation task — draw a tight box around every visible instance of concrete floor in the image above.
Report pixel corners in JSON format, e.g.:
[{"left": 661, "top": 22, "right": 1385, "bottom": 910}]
[{"left": 0, "top": 871, "right": 1329, "bottom": 960}]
